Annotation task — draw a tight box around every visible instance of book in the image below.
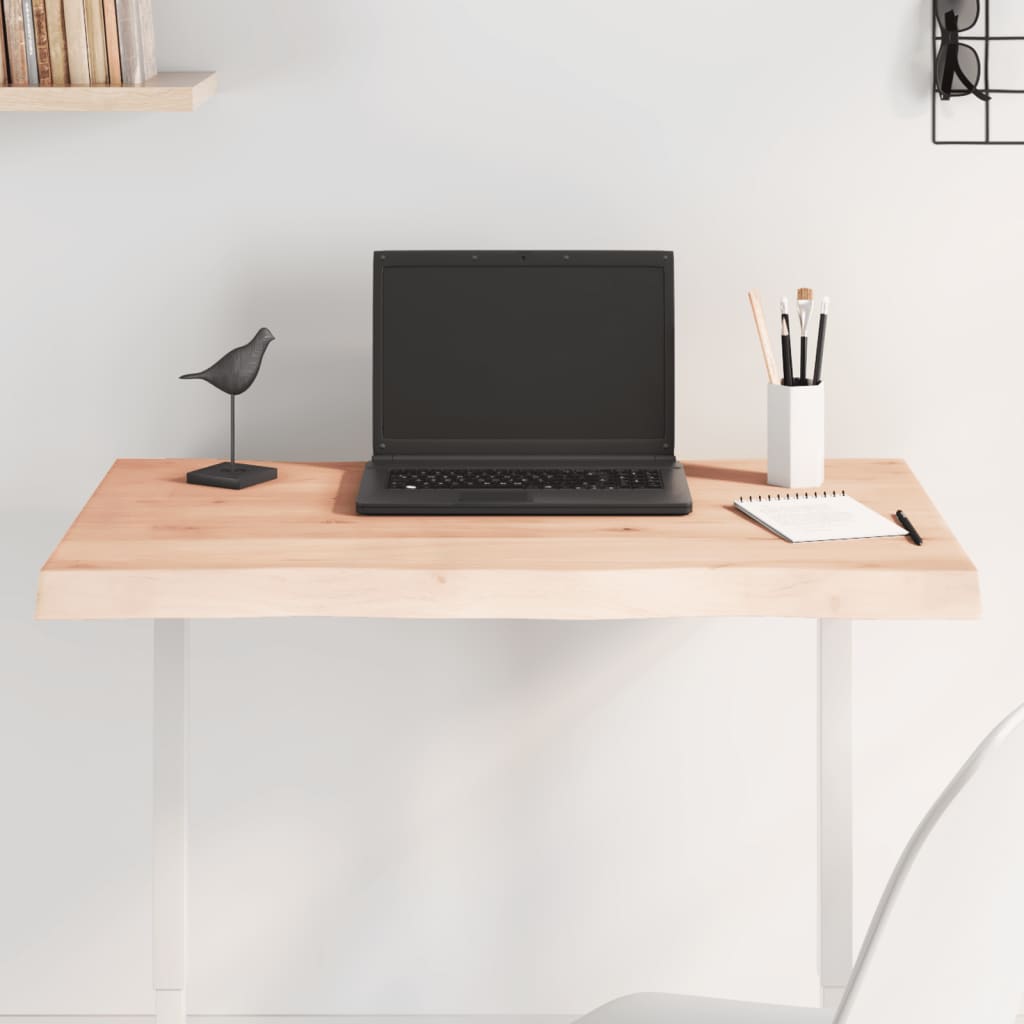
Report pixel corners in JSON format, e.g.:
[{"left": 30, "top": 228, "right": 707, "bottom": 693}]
[
  {"left": 2, "top": 0, "right": 28, "bottom": 85},
  {"left": 21, "top": 0, "right": 38, "bottom": 84},
  {"left": 45, "top": 0, "right": 69, "bottom": 84},
  {"left": 113, "top": 0, "right": 138, "bottom": 82},
  {"left": 101, "top": 0, "right": 119, "bottom": 84},
  {"left": 0, "top": 7, "right": 8, "bottom": 84},
  {"left": 83, "top": 0, "right": 106, "bottom": 83},
  {"left": 137, "top": 0, "right": 154, "bottom": 78},
  {"left": 31, "top": 0, "right": 51, "bottom": 85},
  {"left": 114, "top": 0, "right": 153, "bottom": 84},
  {"left": 733, "top": 491, "right": 908, "bottom": 544},
  {"left": 63, "top": 0, "right": 89, "bottom": 84}
]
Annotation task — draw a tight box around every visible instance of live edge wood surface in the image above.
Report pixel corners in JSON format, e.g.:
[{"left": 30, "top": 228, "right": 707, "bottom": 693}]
[{"left": 36, "top": 459, "right": 980, "bottom": 622}]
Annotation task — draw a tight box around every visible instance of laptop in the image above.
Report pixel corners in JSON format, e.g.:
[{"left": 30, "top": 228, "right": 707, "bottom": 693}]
[{"left": 355, "top": 250, "right": 692, "bottom": 515}]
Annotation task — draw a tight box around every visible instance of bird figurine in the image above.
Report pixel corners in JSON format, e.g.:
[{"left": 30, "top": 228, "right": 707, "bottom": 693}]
[
  {"left": 179, "top": 327, "right": 275, "bottom": 395},
  {"left": 179, "top": 327, "right": 279, "bottom": 490}
]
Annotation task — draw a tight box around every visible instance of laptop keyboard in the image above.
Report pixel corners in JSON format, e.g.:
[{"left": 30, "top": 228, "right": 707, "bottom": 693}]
[{"left": 388, "top": 468, "right": 664, "bottom": 490}]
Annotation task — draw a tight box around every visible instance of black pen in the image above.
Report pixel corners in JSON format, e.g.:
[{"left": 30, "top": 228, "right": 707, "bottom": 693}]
[{"left": 895, "top": 510, "right": 923, "bottom": 545}]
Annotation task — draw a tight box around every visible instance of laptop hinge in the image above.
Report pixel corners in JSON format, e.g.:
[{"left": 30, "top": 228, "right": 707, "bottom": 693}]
[{"left": 373, "top": 453, "right": 677, "bottom": 465}]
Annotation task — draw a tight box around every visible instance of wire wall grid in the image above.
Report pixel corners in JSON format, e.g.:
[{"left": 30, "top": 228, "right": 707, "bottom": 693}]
[{"left": 934, "top": 0, "right": 1024, "bottom": 143}]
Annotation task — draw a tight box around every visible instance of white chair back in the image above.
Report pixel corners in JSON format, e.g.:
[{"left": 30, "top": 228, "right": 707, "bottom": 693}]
[{"left": 836, "top": 703, "right": 1024, "bottom": 1024}]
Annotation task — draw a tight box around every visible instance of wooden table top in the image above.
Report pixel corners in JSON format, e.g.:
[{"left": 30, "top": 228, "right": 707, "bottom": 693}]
[{"left": 36, "top": 459, "right": 980, "bottom": 621}]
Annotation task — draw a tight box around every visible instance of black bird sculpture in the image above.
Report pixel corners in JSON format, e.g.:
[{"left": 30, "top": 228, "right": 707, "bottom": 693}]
[
  {"left": 179, "top": 327, "right": 278, "bottom": 490},
  {"left": 180, "top": 327, "right": 275, "bottom": 396}
]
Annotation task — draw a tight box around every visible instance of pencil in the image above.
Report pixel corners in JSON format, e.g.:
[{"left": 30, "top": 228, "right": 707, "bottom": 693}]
[{"left": 748, "top": 290, "right": 780, "bottom": 385}]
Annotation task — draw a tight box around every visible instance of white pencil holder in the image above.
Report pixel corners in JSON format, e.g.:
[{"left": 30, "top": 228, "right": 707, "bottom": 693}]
[{"left": 767, "top": 383, "right": 824, "bottom": 489}]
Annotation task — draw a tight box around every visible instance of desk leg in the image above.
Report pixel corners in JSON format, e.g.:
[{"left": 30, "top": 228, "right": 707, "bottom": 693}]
[
  {"left": 154, "top": 620, "right": 188, "bottom": 1024},
  {"left": 818, "top": 619, "right": 853, "bottom": 1009}
]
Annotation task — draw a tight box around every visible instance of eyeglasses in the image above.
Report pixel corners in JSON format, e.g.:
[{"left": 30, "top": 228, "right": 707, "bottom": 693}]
[{"left": 935, "top": 0, "right": 990, "bottom": 101}]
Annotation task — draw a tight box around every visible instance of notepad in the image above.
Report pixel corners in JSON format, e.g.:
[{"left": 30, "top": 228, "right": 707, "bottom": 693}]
[{"left": 734, "top": 492, "right": 908, "bottom": 544}]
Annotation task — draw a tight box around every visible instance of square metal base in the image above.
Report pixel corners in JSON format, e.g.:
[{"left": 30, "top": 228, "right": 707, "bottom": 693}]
[{"left": 185, "top": 462, "right": 278, "bottom": 490}]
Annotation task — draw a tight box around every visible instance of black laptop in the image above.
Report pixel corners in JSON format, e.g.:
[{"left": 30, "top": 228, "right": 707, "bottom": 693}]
[{"left": 356, "top": 250, "right": 692, "bottom": 515}]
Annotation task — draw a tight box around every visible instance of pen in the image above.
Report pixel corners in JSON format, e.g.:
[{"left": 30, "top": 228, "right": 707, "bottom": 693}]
[
  {"left": 895, "top": 510, "right": 923, "bottom": 545},
  {"left": 781, "top": 298, "right": 794, "bottom": 386}
]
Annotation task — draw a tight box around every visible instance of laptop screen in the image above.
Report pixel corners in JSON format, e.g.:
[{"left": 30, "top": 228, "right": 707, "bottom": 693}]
[{"left": 374, "top": 252, "right": 674, "bottom": 456}]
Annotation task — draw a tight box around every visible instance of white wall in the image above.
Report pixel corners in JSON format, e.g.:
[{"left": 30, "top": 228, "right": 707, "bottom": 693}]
[{"left": 1, "top": 0, "right": 1023, "bottom": 1015}]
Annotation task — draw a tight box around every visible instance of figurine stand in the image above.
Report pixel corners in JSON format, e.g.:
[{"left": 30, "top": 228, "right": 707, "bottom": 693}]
[{"left": 187, "top": 396, "right": 277, "bottom": 490}]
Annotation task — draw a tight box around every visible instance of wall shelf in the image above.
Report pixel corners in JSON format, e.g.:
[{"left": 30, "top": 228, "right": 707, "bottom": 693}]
[{"left": 0, "top": 71, "right": 216, "bottom": 112}]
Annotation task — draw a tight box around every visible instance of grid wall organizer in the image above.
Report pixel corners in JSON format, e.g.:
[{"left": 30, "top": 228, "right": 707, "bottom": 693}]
[{"left": 934, "top": 0, "right": 1024, "bottom": 143}]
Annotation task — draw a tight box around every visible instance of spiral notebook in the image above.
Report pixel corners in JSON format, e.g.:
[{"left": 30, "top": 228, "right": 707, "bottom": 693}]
[{"left": 735, "top": 491, "right": 908, "bottom": 544}]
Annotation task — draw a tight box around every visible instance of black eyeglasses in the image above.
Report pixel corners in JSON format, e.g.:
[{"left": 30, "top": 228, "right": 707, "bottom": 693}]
[{"left": 935, "top": 0, "right": 990, "bottom": 101}]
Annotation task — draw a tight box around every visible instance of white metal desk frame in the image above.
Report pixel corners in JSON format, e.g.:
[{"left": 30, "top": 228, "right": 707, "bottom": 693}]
[{"left": 150, "top": 617, "right": 853, "bottom": 1023}]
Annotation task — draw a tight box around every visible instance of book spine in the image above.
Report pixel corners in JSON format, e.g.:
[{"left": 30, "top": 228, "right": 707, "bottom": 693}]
[
  {"left": 113, "top": 0, "right": 140, "bottom": 84},
  {"left": 45, "top": 0, "right": 69, "bottom": 85},
  {"left": 0, "top": 5, "right": 8, "bottom": 84},
  {"left": 136, "top": 0, "right": 153, "bottom": 78},
  {"left": 21, "top": 0, "right": 37, "bottom": 84},
  {"left": 62, "top": 0, "right": 88, "bottom": 84},
  {"left": 83, "top": 0, "right": 106, "bottom": 82},
  {"left": 31, "top": 0, "right": 51, "bottom": 85},
  {"left": 2, "top": 0, "right": 28, "bottom": 85},
  {"left": 101, "top": 0, "right": 118, "bottom": 84}
]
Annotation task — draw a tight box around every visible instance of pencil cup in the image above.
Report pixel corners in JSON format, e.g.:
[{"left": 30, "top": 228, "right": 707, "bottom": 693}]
[{"left": 767, "top": 383, "right": 824, "bottom": 489}]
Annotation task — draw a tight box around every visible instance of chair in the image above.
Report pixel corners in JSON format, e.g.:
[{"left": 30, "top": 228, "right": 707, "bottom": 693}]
[{"left": 575, "top": 702, "right": 1024, "bottom": 1024}]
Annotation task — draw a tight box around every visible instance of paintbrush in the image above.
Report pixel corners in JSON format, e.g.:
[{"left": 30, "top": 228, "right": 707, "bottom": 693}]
[
  {"left": 780, "top": 298, "right": 794, "bottom": 386},
  {"left": 812, "top": 296, "right": 829, "bottom": 385},
  {"left": 797, "top": 287, "right": 814, "bottom": 385}
]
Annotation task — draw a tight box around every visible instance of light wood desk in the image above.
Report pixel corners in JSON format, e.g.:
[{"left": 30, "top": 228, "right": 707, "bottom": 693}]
[{"left": 37, "top": 458, "right": 979, "bottom": 1022}]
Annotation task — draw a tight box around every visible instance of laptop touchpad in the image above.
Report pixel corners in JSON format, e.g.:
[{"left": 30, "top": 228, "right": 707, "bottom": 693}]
[{"left": 457, "top": 492, "right": 532, "bottom": 504}]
